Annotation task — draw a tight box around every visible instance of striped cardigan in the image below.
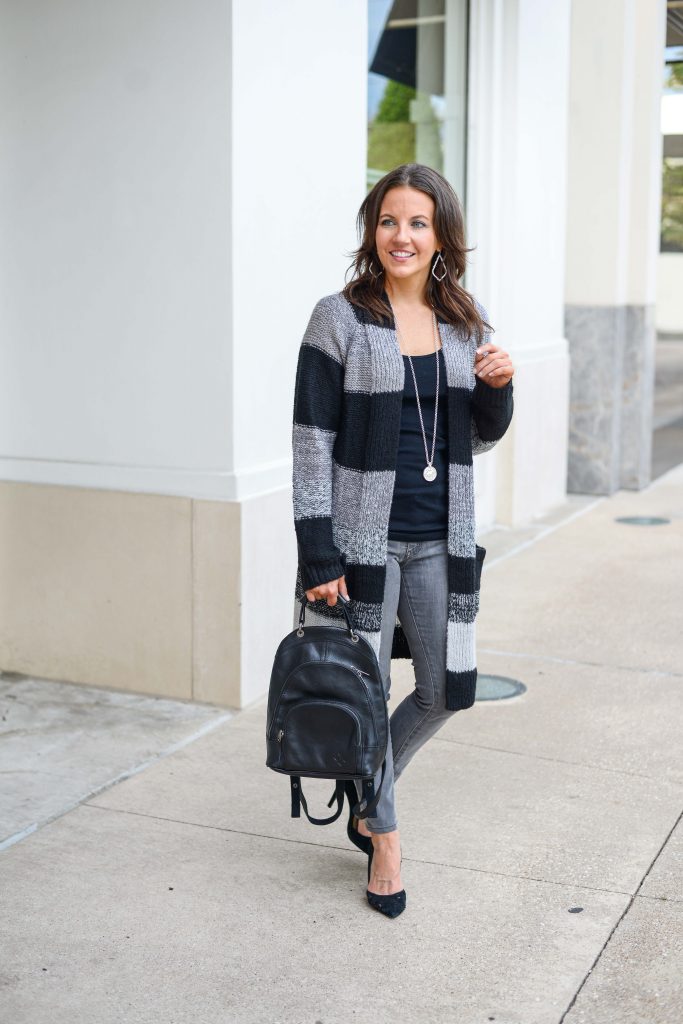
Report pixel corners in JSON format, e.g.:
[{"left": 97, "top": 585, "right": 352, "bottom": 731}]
[{"left": 291, "top": 289, "right": 514, "bottom": 711}]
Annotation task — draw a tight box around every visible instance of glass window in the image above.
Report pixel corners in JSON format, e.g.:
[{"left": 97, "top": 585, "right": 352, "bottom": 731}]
[
  {"left": 367, "top": 0, "right": 469, "bottom": 199},
  {"left": 661, "top": 46, "right": 683, "bottom": 252}
]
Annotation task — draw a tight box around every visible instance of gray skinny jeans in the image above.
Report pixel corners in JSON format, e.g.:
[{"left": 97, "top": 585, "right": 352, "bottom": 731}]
[{"left": 355, "top": 537, "right": 459, "bottom": 833}]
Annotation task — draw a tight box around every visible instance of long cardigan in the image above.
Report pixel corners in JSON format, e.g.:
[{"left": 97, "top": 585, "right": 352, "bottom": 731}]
[{"left": 291, "top": 289, "right": 514, "bottom": 711}]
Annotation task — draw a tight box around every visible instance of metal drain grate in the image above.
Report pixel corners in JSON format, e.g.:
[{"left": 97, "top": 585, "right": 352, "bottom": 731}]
[
  {"left": 614, "top": 516, "right": 670, "bottom": 526},
  {"left": 475, "top": 675, "right": 527, "bottom": 701}
]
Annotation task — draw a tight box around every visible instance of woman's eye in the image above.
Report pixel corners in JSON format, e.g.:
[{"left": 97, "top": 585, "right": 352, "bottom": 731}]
[{"left": 380, "top": 218, "right": 427, "bottom": 228}]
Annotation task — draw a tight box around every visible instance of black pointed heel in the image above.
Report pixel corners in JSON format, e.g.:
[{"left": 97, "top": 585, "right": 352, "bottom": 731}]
[
  {"left": 344, "top": 780, "right": 372, "bottom": 855},
  {"left": 366, "top": 842, "right": 406, "bottom": 919}
]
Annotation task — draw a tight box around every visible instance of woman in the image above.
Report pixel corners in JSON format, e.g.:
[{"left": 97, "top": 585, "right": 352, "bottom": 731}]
[{"left": 291, "top": 163, "right": 515, "bottom": 918}]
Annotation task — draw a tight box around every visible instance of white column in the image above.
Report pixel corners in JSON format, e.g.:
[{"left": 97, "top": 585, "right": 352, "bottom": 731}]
[
  {"left": 230, "top": 0, "right": 368, "bottom": 704},
  {"left": 564, "top": 0, "right": 666, "bottom": 493},
  {"left": 466, "top": 0, "right": 572, "bottom": 527}
]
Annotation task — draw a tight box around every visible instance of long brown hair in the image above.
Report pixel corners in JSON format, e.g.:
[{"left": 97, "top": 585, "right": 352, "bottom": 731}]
[{"left": 342, "top": 163, "right": 492, "bottom": 342}]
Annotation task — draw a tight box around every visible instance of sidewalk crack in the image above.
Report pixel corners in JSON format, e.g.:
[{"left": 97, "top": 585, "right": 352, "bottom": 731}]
[{"left": 557, "top": 805, "right": 683, "bottom": 1023}]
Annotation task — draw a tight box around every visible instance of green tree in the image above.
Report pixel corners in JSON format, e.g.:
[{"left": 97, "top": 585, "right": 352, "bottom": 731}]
[
  {"left": 368, "top": 81, "right": 417, "bottom": 174},
  {"left": 666, "top": 62, "right": 683, "bottom": 89},
  {"left": 661, "top": 159, "right": 683, "bottom": 251},
  {"left": 375, "top": 80, "right": 416, "bottom": 123}
]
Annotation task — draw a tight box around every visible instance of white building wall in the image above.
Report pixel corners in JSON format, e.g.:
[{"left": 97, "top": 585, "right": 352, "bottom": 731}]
[
  {"left": 0, "top": 0, "right": 368, "bottom": 708},
  {"left": 230, "top": 0, "right": 368, "bottom": 705},
  {"left": 230, "top": 0, "right": 367, "bottom": 496},
  {"left": 0, "top": 0, "right": 234, "bottom": 497},
  {"left": 656, "top": 254, "right": 683, "bottom": 334},
  {"left": 467, "top": 0, "right": 572, "bottom": 527}
]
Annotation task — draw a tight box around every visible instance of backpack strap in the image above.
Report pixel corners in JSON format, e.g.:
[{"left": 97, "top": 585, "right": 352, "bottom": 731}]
[
  {"left": 356, "top": 761, "right": 386, "bottom": 820},
  {"left": 291, "top": 776, "right": 301, "bottom": 817},
  {"left": 326, "top": 759, "right": 388, "bottom": 821},
  {"left": 290, "top": 776, "right": 346, "bottom": 826}
]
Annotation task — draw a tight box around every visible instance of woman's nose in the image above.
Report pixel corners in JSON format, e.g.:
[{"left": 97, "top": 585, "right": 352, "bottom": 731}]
[{"left": 392, "top": 224, "right": 411, "bottom": 244}]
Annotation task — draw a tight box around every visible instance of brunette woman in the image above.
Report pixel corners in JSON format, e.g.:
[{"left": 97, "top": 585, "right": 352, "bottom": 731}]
[{"left": 291, "top": 163, "right": 515, "bottom": 917}]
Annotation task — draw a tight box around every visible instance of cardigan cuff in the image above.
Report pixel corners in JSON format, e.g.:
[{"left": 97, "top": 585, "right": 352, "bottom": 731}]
[
  {"left": 299, "top": 552, "right": 347, "bottom": 592},
  {"left": 472, "top": 376, "right": 513, "bottom": 411}
]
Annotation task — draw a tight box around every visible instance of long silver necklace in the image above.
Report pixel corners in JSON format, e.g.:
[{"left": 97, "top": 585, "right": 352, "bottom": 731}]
[{"left": 389, "top": 301, "right": 441, "bottom": 482}]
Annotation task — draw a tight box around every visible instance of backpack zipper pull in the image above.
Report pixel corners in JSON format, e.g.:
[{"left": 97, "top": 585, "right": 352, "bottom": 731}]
[{"left": 277, "top": 729, "right": 284, "bottom": 742}]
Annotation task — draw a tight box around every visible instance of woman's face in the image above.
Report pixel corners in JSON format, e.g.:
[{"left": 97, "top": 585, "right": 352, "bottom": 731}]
[{"left": 374, "top": 186, "right": 439, "bottom": 287}]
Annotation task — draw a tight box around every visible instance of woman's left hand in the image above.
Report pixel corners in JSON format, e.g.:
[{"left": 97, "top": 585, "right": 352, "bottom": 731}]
[{"left": 474, "top": 344, "right": 514, "bottom": 388}]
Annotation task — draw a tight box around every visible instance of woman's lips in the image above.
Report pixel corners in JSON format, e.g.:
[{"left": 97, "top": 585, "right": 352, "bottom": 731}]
[{"left": 389, "top": 251, "right": 415, "bottom": 261}]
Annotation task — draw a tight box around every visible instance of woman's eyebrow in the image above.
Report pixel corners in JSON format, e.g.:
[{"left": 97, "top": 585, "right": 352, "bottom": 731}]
[{"left": 379, "top": 212, "right": 431, "bottom": 220}]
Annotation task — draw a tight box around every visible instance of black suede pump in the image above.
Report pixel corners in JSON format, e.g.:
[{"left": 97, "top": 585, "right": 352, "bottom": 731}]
[{"left": 366, "top": 841, "right": 407, "bottom": 918}]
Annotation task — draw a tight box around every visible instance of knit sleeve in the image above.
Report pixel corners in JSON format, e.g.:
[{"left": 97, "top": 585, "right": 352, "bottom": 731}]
[
  {"left": 470, "top": 300, "right": 514, "bottom": 456},
  {"left": 291, "top": 295, "right": 348, "bottom": 591}
]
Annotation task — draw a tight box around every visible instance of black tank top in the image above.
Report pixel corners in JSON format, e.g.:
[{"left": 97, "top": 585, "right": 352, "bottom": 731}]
[{"left": 388, "top": 347, "right": 449, "bottom": 541}]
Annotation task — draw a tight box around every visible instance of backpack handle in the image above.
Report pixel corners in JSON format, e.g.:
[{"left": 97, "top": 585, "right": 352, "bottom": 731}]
[{"left": 297, "top": 591, "right": 359, "bottom": 641}]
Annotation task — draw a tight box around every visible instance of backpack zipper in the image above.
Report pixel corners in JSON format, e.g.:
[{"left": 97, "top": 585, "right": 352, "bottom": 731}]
[{"left": 270, "top": 666, "right": 372, "bottom": 744}]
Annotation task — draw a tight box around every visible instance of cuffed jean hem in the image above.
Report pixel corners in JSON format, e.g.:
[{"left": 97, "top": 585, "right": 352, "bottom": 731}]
[{"left": 366, "top": 822, "right": 398, "bottom": 835}]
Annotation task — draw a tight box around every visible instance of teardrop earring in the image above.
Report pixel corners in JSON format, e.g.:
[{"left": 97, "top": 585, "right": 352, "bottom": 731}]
[
  {"left": 431, "top": 251, "right": 447, "bottom": 282},
  {"left": 369, "top": 259, "right": 384, "bottom": 279}
]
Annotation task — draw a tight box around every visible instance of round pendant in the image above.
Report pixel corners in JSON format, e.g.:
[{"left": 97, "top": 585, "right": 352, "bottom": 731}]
[{"left": 423, "top": 465, "right": 437, "bottom": 482}]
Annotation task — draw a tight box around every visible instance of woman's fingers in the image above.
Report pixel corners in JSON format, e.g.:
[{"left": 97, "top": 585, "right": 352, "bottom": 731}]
[
  {"left": 475, "top": 343, "right": 504, "bottom": 358},
  {"left": 481, "top": 363, "right": 514, "bottom": 386},
  {"left": 476, "top": 348, "right": 515, "bottom": 385},
  {"left": 478, "top": 356, "right": 509, "bottom": 377},
  {"left": 475, "top": 346, "right": 508, "bottom": 376},
  {"left": 305, "top": 576, "right": 347, "bottom": 606}
]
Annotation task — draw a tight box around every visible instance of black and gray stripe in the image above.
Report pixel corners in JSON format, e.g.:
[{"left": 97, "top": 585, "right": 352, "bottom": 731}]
[{"left": 291, "top": 290, "right": 513, "bottom": 711}]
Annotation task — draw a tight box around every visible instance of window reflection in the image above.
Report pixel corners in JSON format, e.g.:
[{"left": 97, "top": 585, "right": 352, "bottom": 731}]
[
  {"left": 367, "top": 0, "right": 468, "bottom": 196},
  {"left": 661, "top": 47, "right": 683, "bottom": 252}
]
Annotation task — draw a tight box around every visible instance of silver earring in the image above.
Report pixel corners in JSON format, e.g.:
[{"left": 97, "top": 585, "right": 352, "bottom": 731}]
[
  {"left": 369, "top": 260, "right": 384, "bottom": 278},
  {"left": 431, "top": 251, "right": 447, "bottom": 282}
]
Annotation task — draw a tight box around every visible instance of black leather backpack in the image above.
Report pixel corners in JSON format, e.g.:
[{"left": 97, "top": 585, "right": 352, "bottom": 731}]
[{"left": 266, "top": 593, "right": 389, "bottom": 825}]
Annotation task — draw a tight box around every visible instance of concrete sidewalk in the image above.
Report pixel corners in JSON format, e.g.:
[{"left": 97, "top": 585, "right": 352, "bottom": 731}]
[{"left": 1, "top": 466, "right": 682, "bottom": 1024}]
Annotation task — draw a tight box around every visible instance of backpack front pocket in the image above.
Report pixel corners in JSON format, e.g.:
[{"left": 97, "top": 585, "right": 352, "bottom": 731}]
[{"left": 281, "top": 700, "right": 362, "bottom": 775}]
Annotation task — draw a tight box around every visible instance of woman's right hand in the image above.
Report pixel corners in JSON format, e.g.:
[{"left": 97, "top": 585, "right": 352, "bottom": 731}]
[{"left": 305, "top": 574, "right": 349, "bottom": 607}]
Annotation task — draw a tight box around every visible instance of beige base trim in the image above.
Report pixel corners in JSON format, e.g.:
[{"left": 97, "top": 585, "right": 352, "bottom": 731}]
[{"left": 0, "top": 482, "right": 242, "bottom": 707}]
